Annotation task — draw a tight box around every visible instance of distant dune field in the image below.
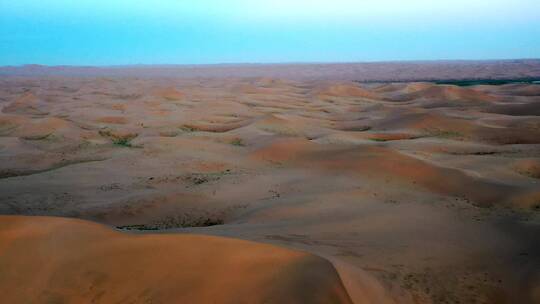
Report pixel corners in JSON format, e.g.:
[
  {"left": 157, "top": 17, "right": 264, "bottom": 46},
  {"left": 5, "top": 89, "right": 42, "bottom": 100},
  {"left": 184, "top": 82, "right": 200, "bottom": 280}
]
[
  {"left": 0, "top": 64, "right": 539, "bottom": 303},
  {"left": 1, "top": 59, "right": 540, "bottom": 81}
]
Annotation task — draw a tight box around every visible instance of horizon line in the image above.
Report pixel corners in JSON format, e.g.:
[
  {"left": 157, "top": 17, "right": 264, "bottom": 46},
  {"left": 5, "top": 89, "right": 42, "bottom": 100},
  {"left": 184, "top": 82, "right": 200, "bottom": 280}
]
[{"left": 2, "top": 58, "right": 540, "bottom": 69}]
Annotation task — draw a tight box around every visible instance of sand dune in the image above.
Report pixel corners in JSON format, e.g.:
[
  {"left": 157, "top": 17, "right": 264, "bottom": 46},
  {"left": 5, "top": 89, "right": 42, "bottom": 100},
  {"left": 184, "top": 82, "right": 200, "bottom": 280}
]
[
  {"left": 2, "top": 92, "right": 49, "bottom": 115},
  {"left": 485, "top": 102, "right": 540, "bottom": 116},
  {"left": 0, "top": 75, "right": 539, "bottom": 303},
  {"left": 13, "top": 117, "right": 73, "bottom": 139},
  {"left": 251, "top": 138, "right": 523, "bottom": 207},
  {"left": 152, "top": 86, "right": 185, "bottom": 101},
  {"left": 403, "top": 84, "right": 496, "bottom": 102},
  {"left": 315, "top": 83, "right": 382, "bottom": 100},
  {"left": 0, "top": 215, "right": 352, "bottom": 304},
  {"left": 514, "top": 159, "right": 540, "bottom": 179}
]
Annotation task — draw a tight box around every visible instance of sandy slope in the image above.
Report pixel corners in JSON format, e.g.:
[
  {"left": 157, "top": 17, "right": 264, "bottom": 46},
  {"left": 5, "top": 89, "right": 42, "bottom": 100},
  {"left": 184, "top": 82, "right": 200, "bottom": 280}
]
[
  {"left": 0, "top": 75, "right": 539, "bottom": 303},
  {"left": 0, "top": 215, "right": 352, "bottom": 304}
]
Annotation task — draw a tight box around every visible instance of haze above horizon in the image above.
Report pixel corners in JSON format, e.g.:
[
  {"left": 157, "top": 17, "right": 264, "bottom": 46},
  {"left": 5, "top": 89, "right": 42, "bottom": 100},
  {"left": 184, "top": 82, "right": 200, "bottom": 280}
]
[{"left": 1, "top": 0, "right": 539, "bottom": 66}]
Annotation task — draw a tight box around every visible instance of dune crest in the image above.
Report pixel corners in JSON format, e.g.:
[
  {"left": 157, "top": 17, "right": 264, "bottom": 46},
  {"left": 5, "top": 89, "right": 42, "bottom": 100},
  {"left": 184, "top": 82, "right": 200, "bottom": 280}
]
[
  {"left": 152, "top": 87, "right": 185, "bottom": 101},
  {"left": 316, "top": 83, "right": 382, "bottom": 100},
  {"left": 0, "top": 215, "right": 352, "bottom": 304},
  {"left": 2, "top": 92, "right": 49, "bottom": 115}
]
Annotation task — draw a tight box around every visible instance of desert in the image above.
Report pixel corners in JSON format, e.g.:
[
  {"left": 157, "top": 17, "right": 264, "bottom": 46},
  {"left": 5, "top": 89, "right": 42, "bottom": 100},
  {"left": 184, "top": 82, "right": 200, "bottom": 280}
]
[{"left": 0, "top": 61, "right": 540, "bottom": 303}]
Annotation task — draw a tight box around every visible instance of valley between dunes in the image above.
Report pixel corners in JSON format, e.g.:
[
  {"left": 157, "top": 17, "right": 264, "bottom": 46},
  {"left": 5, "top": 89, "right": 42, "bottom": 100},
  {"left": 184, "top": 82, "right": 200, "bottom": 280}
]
[{"left": 1, "top": 75, "right": 539, "bottom": 303}]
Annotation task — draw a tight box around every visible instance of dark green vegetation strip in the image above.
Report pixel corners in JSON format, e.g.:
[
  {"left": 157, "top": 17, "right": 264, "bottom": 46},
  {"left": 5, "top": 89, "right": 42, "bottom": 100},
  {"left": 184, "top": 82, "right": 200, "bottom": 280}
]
[
  {"left": 356, "top": 78, "right": 540, "bottom": 86},
  {"left": 434, "top": 78, "right": 540, "bottom": 86}
]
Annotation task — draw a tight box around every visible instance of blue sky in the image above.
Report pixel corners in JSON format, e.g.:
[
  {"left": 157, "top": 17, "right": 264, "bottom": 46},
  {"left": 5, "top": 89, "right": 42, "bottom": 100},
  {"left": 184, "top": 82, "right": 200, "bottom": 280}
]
[{"left": 1, "top": 0, "right": 539, "bottom": 65}]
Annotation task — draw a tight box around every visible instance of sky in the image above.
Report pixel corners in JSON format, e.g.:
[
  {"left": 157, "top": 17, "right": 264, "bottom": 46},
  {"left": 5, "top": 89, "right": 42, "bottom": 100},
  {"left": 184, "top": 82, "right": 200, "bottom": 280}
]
[{"left": 0, "top": 0, "right": 539, "bottom": 65}]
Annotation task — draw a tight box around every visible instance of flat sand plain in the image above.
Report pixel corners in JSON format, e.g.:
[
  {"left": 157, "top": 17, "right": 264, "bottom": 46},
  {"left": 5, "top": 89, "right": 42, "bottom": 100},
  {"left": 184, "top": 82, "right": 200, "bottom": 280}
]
[{"left": 0, "top": 63, "right": 540, "bottom": 303}]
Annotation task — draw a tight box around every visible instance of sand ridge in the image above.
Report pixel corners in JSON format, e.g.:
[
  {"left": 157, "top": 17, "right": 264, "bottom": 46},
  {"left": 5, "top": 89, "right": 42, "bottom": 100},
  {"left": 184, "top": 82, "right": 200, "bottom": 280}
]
[{"left": 0, "top": 215, "right": 352, "bottom": 304}]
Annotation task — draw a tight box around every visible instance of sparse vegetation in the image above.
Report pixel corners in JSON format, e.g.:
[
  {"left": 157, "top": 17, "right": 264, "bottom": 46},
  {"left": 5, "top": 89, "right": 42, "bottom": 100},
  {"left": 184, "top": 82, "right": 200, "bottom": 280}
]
[
  {"left": 0, "top": 123, "right": 18, "bottom": 135},
  {"left": 183, "top": 169, "right": 233, "bottom": 186},
  {"left": 521, "top": 171, "right": 540, "bottom": 179},
  {"left": 112, "top": 137, "right": 132, "bottom": 147},
  {"left": 158, "top": 129, "right": 179, "bottom": 137},
  {"left": 514, "top": 161, "right": 540, "bottom": 179},
  {"left": 117, "top": 218, "right": 224, "bottom": 230},
  {"left": 179, "top": 125, "right": 197, "bottom": 132},
  {"left": 259, "top": 125, "right": 299, "bottom": 137},
  {"left": 116, "top": 213, "right": 226, "bottom": 230},
  {"left": 425, "top": 129, "right": 464, "bottom": 139},
  {"left": 368, "top": 134, "right": 420, "bottom": 142},
  {"left": 434, "top": 78, "right": 540, "bottom": 86},
  {"left": 230, "top": 138, "right": 245, "bottom": 146},
  {"left": 21, "top": 133, "right": 53, "bottom": 141},
  {"left": 99, "top": 129, "right": 138, "bottom": 147}
]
